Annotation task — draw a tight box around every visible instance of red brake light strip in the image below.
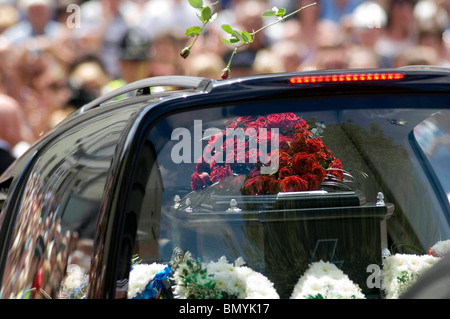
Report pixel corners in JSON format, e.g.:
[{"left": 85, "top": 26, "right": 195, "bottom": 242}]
[{"left": 289, "top": 72, "right": 404, "bottom": 84}]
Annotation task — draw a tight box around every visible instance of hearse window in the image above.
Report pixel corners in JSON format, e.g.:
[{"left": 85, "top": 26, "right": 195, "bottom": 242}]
[
  {"left": 413, "top": 110, "right": 450, "bottom": 205},
  {"left": 0, "top": 109, "right": 132, "bottom": 299},
  {"left": 127, "top": 96, "right": 450, "bottom": 299}
]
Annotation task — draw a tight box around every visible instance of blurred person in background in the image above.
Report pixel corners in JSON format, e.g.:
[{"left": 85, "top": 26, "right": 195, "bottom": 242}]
[
  {"left": 270, "top": 40, "right": 305, "bottom": 72},
  {"left": 294, "top": 0, "right": 322, "bottom": 68},
  {"left": 319, "top": 0, "right": 361, "bottom": 24},
  {"left": 184, "top": 52, "right": 226, "bottom": 79},
  {"left": 102, "top": 27, "right": 151, "bottom": 94},
  {"left": 220, "top": 0, "right": 269, "bottom": 77},
  {"left": 375, "top": 0, "right": 418, "bottom": 67},
  {"left": 3, "top": 0, "right": 62, "bottom": 45},
  {"left": 304, "top": 19, "right": 348, "bottom": 70},
  {"left": 393, "top": 44, "right": 439, "bottom": 66},
  {"left": 0, "top": 3, "right": 19, "bottom": 34},
  {"left": 77, "top": 0, "right": 138, "bottom": 78},
  {"left": 139, "top": 0, "right": 199, "bottom": 40},
  {"left": 147, "top": 31, "right": 184, "bottom": 77},
  {"left": 349, "top": 1, "right": 387, "bottom": 49},
  {"left": 414, "top": 0, "right": 450, "bottom": 66},
  {"left": 0, "top": 94, "right": 34, "bottom": 174},
  {"left": 67, "top": 53, "right": 110, "bottom": 109}
]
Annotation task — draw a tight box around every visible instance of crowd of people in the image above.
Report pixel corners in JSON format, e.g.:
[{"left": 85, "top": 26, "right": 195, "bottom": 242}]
[{"left": 0, "top": 0, "right": 450, "bottom": 174}]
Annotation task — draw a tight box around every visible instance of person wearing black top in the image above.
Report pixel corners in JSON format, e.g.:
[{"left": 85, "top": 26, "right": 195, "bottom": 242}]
[{"left": 0, "top": 141, "right": 15, "bottom": 175}]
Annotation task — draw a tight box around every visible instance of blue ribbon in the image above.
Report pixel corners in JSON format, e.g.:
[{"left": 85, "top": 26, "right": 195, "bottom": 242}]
[{"left": 133, "top": 266, "right": 172, "bottom": 299}]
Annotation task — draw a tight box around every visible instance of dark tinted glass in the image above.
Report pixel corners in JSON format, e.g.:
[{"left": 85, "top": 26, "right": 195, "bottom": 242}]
[
  {"left": 0, "top": 109, "right": 134, "bottom": 299},
  {"left": 126, "top": 95, "right": 450, "bottom": 299}
]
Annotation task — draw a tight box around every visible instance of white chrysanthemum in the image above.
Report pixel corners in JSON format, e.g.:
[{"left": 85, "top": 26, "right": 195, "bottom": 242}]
[
  {"left": 62, "top": 264, "right": 86, "bottom": 291},
  {"left": 173, "top": 256, "right": 279, "bottom": 299},
  {"left": 236, "top": 266, "right": 279, "bottom": 299},
  {"left": 430, "top": 239, "right": 450, "bottom": 257},
  {"left": 206, "top": 257, "right": 246, "bottom": 298},
  {"left": 127, "top": 263, "right": 167, "bottom": 299},
  {"left": 381, "top": 254, "right": 440, "bottom": 299},
  {"left": 290, "top": 261, "right": 364, "bottom": 299}
]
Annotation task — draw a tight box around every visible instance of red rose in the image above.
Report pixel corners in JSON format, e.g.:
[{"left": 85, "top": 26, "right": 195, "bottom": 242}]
[
  {"left": 282, "top": 112, "right": 298, "bottom": 123},
  {"left": 255, "top": 116, "right": 268, "bottom": 128},
  {"left": 302, "top": 173, "right": 321, "bottom": 190},
  {"left": 288, "top": 133, "right": 307, "bottom": 154},
  {"left": 268, "top": 179, "right": 281, "bottom": 194},
  {"left": 306, "top": 138, "right": 325, "bottom": 153},
  {"left": 242, "top": 176, "right": 265, "bottom": 195},
  {"left": 279, "top": 140, "right": 290, "bottom": 152},
  {"left": 210, "top": 165, "right": 232, "bottom": 183},
  {"left": 294, "top": 120, "right": 310, "bottom": 134},
  {"left": 279, "top": 166, "right": 293, "bottom": 179},
  {"left": 291, "top": 152, "right": 315, "bottom": 175},
  {"left": 191, "top": 172, "right": 211, "bottom": 190},
  {"left": 314, "top": 151, "right": 328, "bottom": 164},
  {"left": 278, "top": 151, "right": 290, "bottom": 168},
  {"left": 327, "top": 159, "right": 344, "bottom": 180},
  {"left": 280, "top": 176, "right": 308, "bottom": 192},
  {"left": 311, "top": 163, "right": 326, "bottom": 181},
  {"left": 267, "top": 113, "right": 283, "bottom": 128},
  {"left": 248, "top": 167, "right": 261, "bottom": 178},
  {"left": 195, "top": 159, "right": 210, "bottom": 174}
]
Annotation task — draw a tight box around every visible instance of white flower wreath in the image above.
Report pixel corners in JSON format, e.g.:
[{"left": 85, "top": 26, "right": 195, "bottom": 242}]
[{"left": 290, "top": 261, "right": 365, "bottom": 299}]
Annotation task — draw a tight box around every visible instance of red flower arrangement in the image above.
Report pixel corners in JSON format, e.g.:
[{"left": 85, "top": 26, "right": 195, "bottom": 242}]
[{"left": 190, "top": 112, "right": 343, "bottom": 195}]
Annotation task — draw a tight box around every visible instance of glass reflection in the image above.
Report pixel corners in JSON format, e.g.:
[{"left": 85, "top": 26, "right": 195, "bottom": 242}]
[{"left": 0, "top": 113, "right": 125, "bottom": 298}]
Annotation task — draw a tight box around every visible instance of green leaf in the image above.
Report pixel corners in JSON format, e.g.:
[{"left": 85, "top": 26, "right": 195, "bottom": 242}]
[
  {"left": 262, "top": 8, "right": 286, "bottom": 18},
  {"left": 188, "top": 0, "right": 203, "bottom": 9},
  {"left": 231, "top": 30, "right": 252, "bottom": 44},
  {"left": 262, "top": 10, "right": 276, "bottom": 17},
  {"left": 220, "top": 37, "right": 233, "bottom": 45},
  {"left": 240, "top": 31, "right": 252, "bottom": 43},
  {"left": 276, "top": 8, "right": 286, "bottom": 17},
  {"left": 201, "top": 6, "right": 212, "bottom": 23},
  {"left": 230, "top": 36, "right": 239, "bottom": 43},
  {"left": 185, "top": 26, "right": 203, "bottom": 37},
  {"left": 232, "top": 29, "right": 244, "bottom": 42},
  {"left": 221, "top": 24, "right": 234, "bottom": 35}
]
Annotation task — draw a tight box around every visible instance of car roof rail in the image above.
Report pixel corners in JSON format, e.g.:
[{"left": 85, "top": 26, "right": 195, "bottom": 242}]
[{"left": 79, "top": 75, "right": 210, "bottom": 113}]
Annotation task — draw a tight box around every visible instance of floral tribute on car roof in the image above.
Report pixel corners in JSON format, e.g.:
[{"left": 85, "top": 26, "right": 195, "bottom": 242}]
[{"left": 190, "top": 112, "right": 344, "bottom": 195}]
